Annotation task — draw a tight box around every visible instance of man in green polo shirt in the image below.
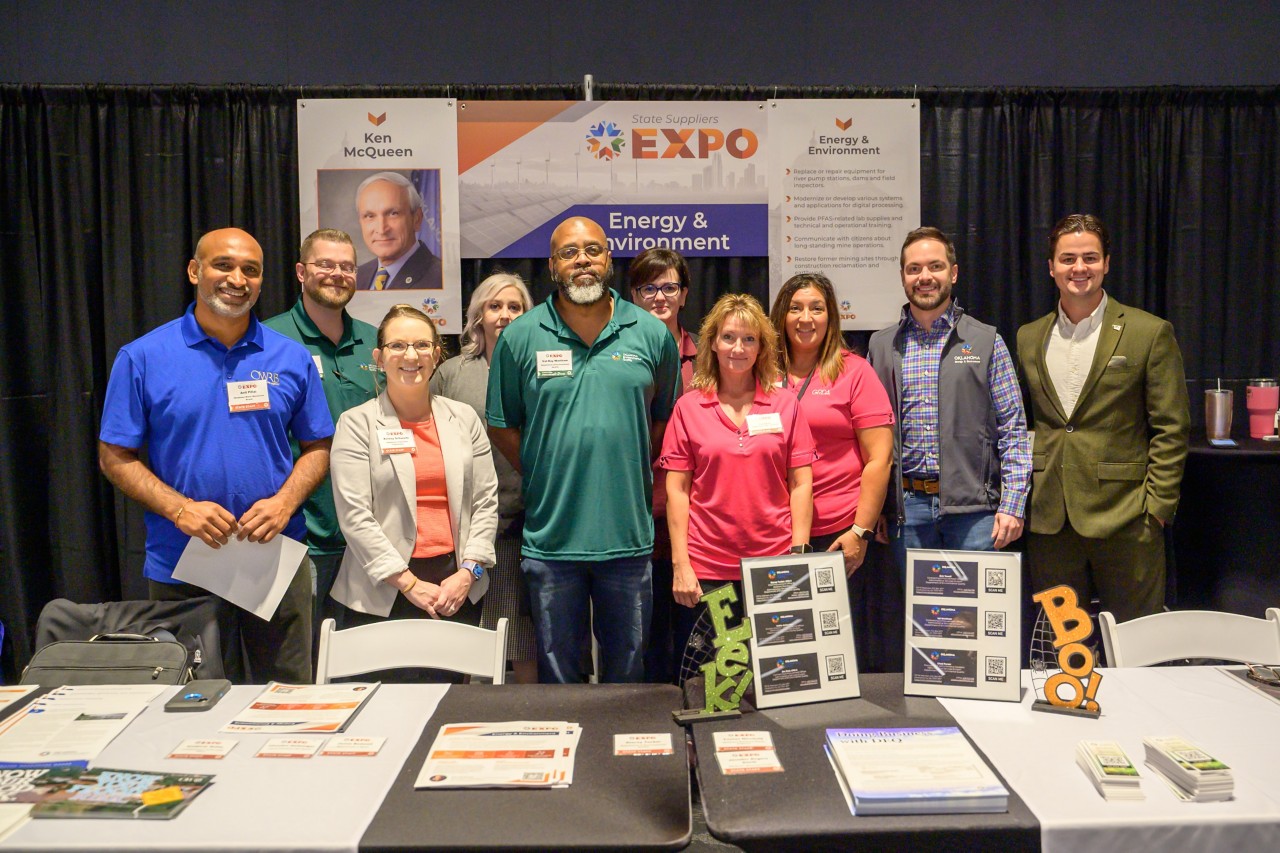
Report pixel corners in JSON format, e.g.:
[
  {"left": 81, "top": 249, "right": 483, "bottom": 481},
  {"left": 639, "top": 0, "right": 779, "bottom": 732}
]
[
  {"left": 264, "top": 229, "right": 378, "bottom": 634},
  {"left": 487, "top": 216, "right": 681, "bottom": 684}
]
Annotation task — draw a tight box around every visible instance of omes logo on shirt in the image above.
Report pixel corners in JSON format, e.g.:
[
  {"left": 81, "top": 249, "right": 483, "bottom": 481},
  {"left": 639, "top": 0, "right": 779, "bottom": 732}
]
[{"left": 953, "top": 342, "right": 981, "bottom": 365}]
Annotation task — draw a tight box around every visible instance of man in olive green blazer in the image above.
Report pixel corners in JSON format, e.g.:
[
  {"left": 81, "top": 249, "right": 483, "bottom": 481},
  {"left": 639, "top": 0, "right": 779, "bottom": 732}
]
[{"left": 1017, "top": 214, "right": 1189, "bottom": 624}]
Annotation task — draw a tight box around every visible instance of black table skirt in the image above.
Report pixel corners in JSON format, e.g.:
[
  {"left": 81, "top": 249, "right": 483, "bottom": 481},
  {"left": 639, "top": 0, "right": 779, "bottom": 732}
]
[
  {"left": 360, "top": 683, "right": 691, "bottom": 852},
  {"left": 693, "top": 672, "right": 1041, "bottom": 852}
]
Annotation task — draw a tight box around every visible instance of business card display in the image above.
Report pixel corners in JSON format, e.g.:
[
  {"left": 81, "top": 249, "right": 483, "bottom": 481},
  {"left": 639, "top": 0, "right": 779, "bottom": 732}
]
[
  {"left": 903, "top": 549, "right": 1021, "bottom": 702},
  {"left": 743, "top": 553, "right": 860, "bottom": 709}
]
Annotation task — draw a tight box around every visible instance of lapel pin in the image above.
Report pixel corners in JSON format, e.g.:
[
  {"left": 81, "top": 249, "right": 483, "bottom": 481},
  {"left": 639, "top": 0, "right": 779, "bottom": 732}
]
[
  {"left": 1111, "top": 324, "right": 1122, "bottom": 331},
  {"left": 405, "top": 277, "right": 413, "bottom": 285}
]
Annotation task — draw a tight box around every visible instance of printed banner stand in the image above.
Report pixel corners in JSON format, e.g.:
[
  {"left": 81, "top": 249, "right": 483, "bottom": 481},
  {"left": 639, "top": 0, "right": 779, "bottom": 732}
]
[
  {"left": 297, "top": 98, "right": 463, "bottom": 333},
  {"left": 742, "top": 552, "right": 860, "bottom": 710},
  {"left": 902, "top": 549, "right": 1022, "bottom": 702},
  {"left": 767, "top": 98, "right": 921, "bottom": 330}
]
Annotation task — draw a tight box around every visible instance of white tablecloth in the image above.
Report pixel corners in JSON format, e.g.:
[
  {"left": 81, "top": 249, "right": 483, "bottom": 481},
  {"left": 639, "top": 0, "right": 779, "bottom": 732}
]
[
  {"left": 942, "top": 666, "right": 1280, "bottom": 852},
  {"left": 1, "top": 683, "right": 446, "bottom": 852}
]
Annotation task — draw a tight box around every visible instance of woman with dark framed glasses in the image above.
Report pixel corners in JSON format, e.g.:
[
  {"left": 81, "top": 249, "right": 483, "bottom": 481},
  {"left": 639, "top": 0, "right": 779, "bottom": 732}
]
[
  {"left": 329, "top": 305, "right": 498, "bottom": 678},
  {"left": 628, "top": 248, "right": 699, "bottom": 683}
]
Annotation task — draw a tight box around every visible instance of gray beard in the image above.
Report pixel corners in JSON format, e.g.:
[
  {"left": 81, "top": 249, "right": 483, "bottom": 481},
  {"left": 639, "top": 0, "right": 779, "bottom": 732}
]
[
  {"left": 556, "top": 268, "right": 611, "bottom": 305},
  {"left": 561, "top": 277, "right": 607, "bottom": 305}
]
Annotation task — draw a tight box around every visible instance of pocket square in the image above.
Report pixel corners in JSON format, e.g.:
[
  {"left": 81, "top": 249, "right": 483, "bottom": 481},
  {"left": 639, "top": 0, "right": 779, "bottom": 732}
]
[{"left": 1108, "top": 355, "right": 1129, "bottom": 368}]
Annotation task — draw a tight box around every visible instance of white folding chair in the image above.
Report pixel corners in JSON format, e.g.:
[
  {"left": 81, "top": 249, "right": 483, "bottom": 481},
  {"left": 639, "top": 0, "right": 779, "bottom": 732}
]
[
  {"left": 1099, "top": 608, "right": 1280, "bottom": 667},
  {"left": 315, "top": 617, "right": 508, "bottom": 684}
]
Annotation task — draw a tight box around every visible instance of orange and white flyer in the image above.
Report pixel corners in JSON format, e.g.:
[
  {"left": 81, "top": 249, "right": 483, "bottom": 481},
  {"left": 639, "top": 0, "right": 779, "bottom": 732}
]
[
  {"left": 414, "top": 721, "right": 582, "bottom": 789},
  {"left": 220, "top": 682, "right": 379, "bottom": 734}
]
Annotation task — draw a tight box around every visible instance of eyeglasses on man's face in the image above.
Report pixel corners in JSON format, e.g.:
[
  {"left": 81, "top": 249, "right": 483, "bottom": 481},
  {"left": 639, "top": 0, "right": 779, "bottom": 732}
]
[
  {"left": 633, "top": 282, "right": 682, "bottom": 300},
  {"left": 307, "top": 260, "right": 357, "bottom": 276},
  {"left": 382, "top": 340, "right": 439, "bottom": 355},
  {"left": 554, "top": 243, "right": 607, "bottom": 262}
]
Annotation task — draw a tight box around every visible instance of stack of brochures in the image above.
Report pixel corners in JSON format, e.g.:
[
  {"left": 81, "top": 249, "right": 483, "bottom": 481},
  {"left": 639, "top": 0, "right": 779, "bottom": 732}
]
[
  {"left": 0, "top": 766, "right": 213, "bottom": 819},
  {"left": 824, "top": 727, "right": 1008, "bottom": 815},
  {"left": 1143, "top": 736, "right": 1234, "bottom": 802},
  {"left": 1075, "top": 740, "right": 1145, "bottom": 801},
  {"left": 415, "top": 721, "right": 582, "bottom": 789},
  {"left": 220, "top": 682, "right": 378, "bottom": 734}
]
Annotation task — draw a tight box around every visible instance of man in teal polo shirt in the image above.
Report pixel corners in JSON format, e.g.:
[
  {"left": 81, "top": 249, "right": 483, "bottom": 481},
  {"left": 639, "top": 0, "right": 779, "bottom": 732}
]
[
  {"left": 264, "top": 229, "right": 378, "bottom": 633},
  {"left": 487, "top": 216, "right": 680, "bottom": 684}
]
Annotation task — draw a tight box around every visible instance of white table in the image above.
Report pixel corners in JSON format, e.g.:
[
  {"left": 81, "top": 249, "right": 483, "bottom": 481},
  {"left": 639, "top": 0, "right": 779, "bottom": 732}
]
[
  {"left": 1, "top": 684, "right": 446, "bottom": 852},
  {"left": 942, "top": 666, "right": 1280, "bottom": 852}
]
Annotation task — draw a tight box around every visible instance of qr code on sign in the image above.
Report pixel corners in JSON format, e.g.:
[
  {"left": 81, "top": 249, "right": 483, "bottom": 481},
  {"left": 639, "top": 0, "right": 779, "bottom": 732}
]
[
  {"left": 825, "top": 654, "right": 847, "bottom": 681},
  {"left": 985, "top": 611, "right": 1006, "bottom": 635},
  {"left": 819, "top": 609, "right": 840, "bottom": 636},
  {"left": 985, "top": 656, "right": 1007, "bottom": 682},
  {"left": 814, "top": 567, "right": 836, "bottom": 593},
  {"left": 984, "top": 567, "right": 1007, "bottom": 593}
]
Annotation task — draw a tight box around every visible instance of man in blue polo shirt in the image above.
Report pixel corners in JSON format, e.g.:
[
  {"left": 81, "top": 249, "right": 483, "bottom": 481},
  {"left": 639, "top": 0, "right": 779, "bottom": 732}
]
[
  {"left": 99, "top": 227, "right": 334, "bottom": 683},
  {"left": 264, "top": 228, "right": 377, "bottom": 636},
  {"left": 487, "top": 216, "right": 680, "bottom": 684}
]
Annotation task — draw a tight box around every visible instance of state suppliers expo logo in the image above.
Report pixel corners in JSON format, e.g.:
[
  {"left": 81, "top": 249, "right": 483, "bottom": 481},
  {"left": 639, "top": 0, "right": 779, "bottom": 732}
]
[
  {"left": 586, "top": 121, "right": 626, "bottom": 160},
  {"left": 421, "top": 297, "right": 439, "bottom": 314},
  {"left": 839, "top": 298, "right": 857, "bottom": 321}
]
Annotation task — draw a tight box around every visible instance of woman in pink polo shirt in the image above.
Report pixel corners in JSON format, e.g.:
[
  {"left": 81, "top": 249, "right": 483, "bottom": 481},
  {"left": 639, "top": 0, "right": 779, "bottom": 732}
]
[
  {"left": 770, "top": 273, "right": 894, "bottom": 573},
  {"left": 771, "top": 273, "right": 894, "bottom": 671},
  {"left": 660, "top": 294, "right": 816, "bottom": 651}
]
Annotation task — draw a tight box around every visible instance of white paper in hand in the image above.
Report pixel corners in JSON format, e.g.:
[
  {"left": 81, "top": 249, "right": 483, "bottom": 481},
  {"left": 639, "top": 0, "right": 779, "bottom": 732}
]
[{"left": 172, "top": 535, "right": 306, "bottom": 620}]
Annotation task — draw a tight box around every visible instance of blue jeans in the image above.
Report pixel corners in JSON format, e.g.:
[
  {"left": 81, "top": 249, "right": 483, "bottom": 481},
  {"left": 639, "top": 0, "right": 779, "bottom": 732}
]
[
  {"left": 891, "top": 490, "right": 997, "bottom": 584},
  {"left": 521, "top": 556, "right": 652, "bottom": 684}
]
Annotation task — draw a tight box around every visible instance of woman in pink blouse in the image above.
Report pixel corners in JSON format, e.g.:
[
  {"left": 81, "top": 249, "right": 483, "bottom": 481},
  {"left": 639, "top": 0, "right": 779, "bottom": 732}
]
[
  {"left": 770, "top": 273, "right": 894, "bottom": 574},
  {"left": 660, "top": 294, "right": 816, "bottom": 650},
  {"left": 771, "top": 273, "right": 894, "bottom": 672}
]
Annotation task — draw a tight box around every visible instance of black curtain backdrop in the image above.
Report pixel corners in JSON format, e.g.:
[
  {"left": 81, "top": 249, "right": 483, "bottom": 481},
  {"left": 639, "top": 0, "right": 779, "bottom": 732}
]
[{"left": 2, "top": 83, "right": 1278, "bottom": 680}]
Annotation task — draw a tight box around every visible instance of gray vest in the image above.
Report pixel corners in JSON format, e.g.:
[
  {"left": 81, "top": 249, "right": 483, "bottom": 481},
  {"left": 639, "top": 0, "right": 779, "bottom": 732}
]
[{"left": 867, "top": 306, "right": 1002, "bottom": 520}]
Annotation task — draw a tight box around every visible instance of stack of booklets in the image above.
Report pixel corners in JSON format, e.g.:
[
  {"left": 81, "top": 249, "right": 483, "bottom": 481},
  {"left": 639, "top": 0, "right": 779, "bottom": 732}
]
[
  {"left": 0, "top": 766, "right": 213, "bottom": 819},
  {"left": 220, "top": 682, "right": 379, "bottom": 734},
  {"left": 825, "top": 727, "right": 1008, "bottom": 815},
  {"left": 1142, "top": 736, "right": 1234, "bottom": 802},
  {"left": 414, "top": 721, "right": 582, "bottom": 789},
  {"left": 1075, "top": 740, "right": 1145, "bottom": 801}
]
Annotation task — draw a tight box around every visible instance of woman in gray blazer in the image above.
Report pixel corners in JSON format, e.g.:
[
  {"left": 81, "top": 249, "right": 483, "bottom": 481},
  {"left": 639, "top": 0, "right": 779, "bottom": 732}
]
[{"left": 330, "top": 304, "right": 498, "bottom": 642}]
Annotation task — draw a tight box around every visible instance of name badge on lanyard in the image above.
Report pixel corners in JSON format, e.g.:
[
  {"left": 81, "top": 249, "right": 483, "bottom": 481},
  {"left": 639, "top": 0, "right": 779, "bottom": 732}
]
[
  {"left": 227, "top": 380, "right": 270, "bottom": 413},
  {"left": 537, "top": 350, "right": 573, "bottom": 378},
  {"left": 378, "top": 428, "right": 416, "bottom": 455},
  {"left": 745, "top": 412, "right": 783, "bottom": 436}
]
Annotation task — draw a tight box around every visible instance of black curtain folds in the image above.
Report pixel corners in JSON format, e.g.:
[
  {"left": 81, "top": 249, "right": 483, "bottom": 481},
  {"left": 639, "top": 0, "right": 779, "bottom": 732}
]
[{"left": 2, "top": 83, "right": 1278, "bottom": 680}]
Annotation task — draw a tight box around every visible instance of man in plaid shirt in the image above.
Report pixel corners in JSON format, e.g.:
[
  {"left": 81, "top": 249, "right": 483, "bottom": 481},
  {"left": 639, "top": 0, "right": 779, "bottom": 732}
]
[{"left": 867, "top": 227, "right": 1031, "bottom": 580}]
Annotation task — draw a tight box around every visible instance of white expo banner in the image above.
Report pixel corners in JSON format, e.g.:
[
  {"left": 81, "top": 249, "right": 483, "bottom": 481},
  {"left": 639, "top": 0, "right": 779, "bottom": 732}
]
[
  {"left": 456, "top": 101, "right": 768, "bottom": 258},
  {"left": 768, "top": 99, "right": 920, "bottom": 330},
  {"left": 297, "top": 98, "right": 462, "bottom": 332}
]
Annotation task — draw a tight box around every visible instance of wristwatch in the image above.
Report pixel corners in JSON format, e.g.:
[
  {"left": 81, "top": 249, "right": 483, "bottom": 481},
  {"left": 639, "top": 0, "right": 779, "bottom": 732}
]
[
  {"left": 850, "top": 523, "right": 875, "bottom": 541},
  {"left": 789, "top": 544, "right": 812, "bottom": 554},
  {"left": 461, "top": 560, "right": 485, "bottom": 580}
]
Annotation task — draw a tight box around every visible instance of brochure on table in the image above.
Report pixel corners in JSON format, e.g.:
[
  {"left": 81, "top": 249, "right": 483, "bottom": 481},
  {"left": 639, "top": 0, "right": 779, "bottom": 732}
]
[
  {"left": 0, "top": 684, "right": 166, "bottom": 766},
  {"left": 903, "top": 548, "right": 1021, "bottom": 702},
  {"left": 742, "top": 552, "right": 860, "bottom": 709},
  {"left": 415, "top": 721, "right": 582, "bottom": 789},
  {"left": 220, "top": 682, "right": 379, "bottom": 734}
]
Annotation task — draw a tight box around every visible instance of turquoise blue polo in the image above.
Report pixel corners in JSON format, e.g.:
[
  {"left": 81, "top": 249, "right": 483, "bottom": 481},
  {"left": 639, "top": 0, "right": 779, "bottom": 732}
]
[
  {"left": 487, "top": 289, "right": 680, "bottom": 560},
  {"left": 264, "top": 300, "right": 378, "bottom": 555},
  {"left": 99, "top": 305, "right": 334, "bottom": 583}
]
